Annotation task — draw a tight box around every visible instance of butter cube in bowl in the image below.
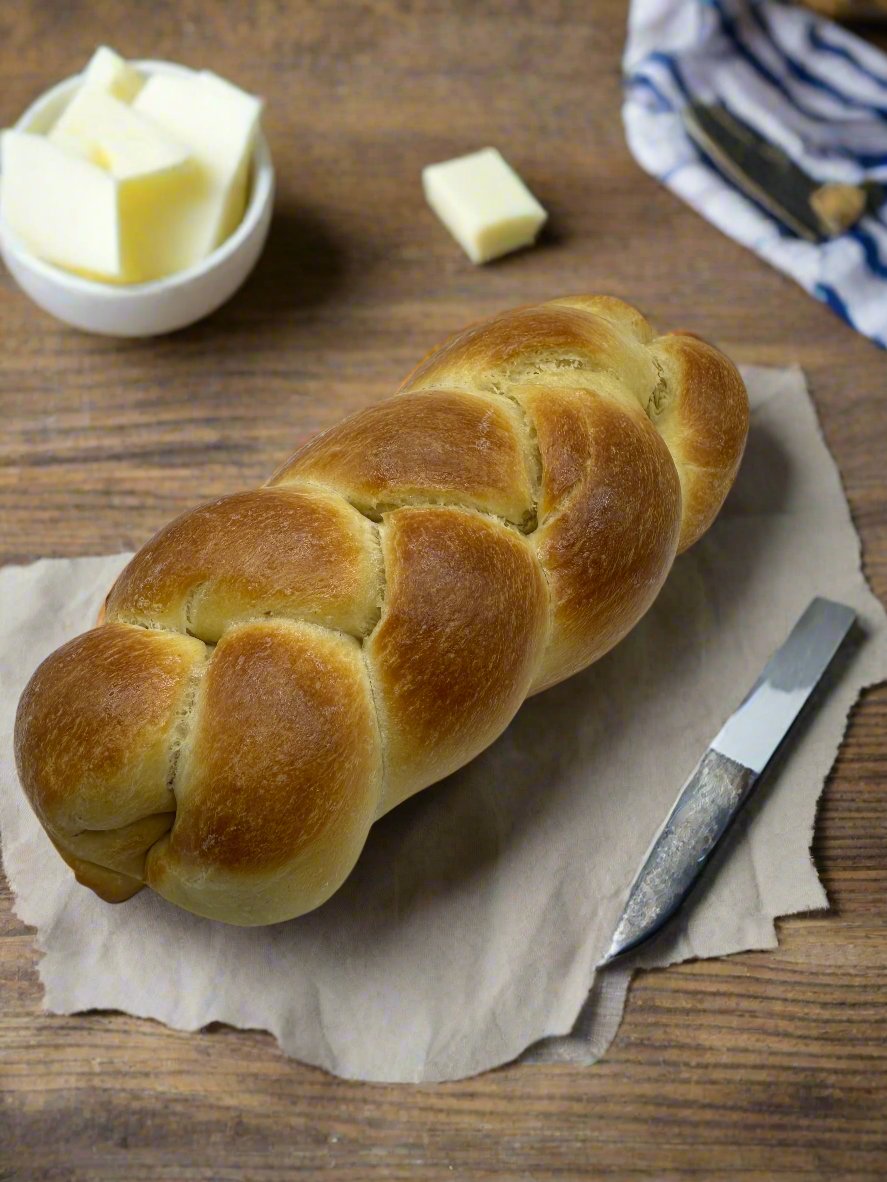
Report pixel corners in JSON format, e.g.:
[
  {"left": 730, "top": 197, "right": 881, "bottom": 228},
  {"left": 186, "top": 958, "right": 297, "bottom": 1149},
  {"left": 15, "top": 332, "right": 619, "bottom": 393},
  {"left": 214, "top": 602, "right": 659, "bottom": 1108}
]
[{"left": 0, "top": 51, "right": 274, "bottom": 336}]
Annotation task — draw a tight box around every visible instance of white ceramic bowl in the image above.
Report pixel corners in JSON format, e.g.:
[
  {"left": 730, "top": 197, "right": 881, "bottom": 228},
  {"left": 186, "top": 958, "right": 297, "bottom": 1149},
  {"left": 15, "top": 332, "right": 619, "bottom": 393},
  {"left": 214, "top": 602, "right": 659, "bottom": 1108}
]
[{"left": 0, "top": 60, "right": 274, "bottom": 336}]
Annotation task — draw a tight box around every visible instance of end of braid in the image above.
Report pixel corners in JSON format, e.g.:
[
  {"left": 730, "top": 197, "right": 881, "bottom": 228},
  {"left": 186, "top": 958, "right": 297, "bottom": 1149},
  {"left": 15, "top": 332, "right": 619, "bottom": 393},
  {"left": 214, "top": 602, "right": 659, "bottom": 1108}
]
[
  {"left": 499, "top": 294, "right": 749, "bottom": 553},
  {"left": 647, "top": 330, "right": 749, "bottom": 552}
]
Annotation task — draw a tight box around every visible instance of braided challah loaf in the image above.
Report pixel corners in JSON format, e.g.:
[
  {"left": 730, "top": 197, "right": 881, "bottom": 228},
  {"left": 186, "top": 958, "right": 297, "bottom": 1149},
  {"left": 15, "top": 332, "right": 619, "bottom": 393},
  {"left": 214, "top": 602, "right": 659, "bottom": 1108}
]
[{"left": 15, "top": 296, "right": 748, "bottom": 925}]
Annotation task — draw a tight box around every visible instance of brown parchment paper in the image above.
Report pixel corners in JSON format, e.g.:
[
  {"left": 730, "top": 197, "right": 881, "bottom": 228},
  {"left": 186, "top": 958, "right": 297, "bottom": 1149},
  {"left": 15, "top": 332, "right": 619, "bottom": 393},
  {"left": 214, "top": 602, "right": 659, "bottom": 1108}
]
[{"left": 1, "top": 365, "right": 885, "bottom": 1083}]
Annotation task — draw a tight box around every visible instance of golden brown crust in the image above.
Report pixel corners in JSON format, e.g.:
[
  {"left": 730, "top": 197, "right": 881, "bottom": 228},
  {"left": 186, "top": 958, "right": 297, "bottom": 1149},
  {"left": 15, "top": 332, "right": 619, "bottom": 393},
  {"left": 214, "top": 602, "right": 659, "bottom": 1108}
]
[
  {"left": 517, "top": 385, "right": 682, "bottom": 690},
  {"left": 367, "top": 507, "right": 549, "bottom": 809},
  {"left": 15, "top": 623, "right": 202, "bottom": 833},
  {"left": 145, "top": 620, "right": 381, "bottom": 923},
  {"left": 14, "top": 295, "right": 748, "bottom": 925},
  {"left": 49, "top": 841, "right": 146, "bottom": 904},
  {"left": 649, "top": 332, "right": 750, "bottom": 552},
  {"left": 546, "top": 294, "right": 656, "bottom": 344},
  {"left": 14, "top": 623, "right": 204, "bottom": 898},
  {"left": 106, "top": 485, "right": 382, "bottom": 641},
  {"left": 270, "top": 388, "right": 536, "bottom": 527},
  {"left": 399, "top": 303, "right": 661, "bottom": 408}
]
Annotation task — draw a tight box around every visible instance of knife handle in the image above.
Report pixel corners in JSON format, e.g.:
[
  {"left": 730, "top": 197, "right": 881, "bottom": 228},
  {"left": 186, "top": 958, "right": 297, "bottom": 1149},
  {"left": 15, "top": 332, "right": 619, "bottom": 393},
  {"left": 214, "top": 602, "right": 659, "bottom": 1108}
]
[{"left": 605, "top": 751, "right": 757, "bottom": 962}]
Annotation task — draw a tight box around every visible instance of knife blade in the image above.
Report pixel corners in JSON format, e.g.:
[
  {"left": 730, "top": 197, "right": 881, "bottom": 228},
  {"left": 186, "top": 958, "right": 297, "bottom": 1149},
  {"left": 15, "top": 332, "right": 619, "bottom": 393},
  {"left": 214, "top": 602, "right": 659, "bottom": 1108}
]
[
  {"left": 683, "top": 102, "right": 878, "bottom": 242},
  {"left": 599, "top": 597, "right": 856, "bottom": 967}
]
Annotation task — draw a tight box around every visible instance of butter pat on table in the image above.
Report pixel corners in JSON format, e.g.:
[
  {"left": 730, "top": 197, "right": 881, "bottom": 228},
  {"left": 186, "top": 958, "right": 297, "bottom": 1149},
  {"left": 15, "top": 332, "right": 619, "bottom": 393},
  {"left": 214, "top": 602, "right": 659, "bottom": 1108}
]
[{"left": 422, "top": 147, "right": 547, "bottom": 264}]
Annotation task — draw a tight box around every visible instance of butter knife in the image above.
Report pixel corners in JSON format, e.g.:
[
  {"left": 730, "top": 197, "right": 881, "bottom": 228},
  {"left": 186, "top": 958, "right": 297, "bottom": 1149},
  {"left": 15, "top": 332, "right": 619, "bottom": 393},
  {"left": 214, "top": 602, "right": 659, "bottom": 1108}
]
[
  {"left": 600, "top": 597, "right": 856, "bottom": 966},
  {"left": 683, "top": 102, "right": 880, "bottom": 242}
]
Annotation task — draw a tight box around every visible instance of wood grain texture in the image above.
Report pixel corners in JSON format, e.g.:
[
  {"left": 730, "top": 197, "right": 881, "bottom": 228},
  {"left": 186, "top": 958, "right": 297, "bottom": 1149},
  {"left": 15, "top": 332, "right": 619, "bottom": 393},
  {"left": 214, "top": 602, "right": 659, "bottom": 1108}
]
[{"left": 1, "top": 1, "right": 886, "bottom": 1178}]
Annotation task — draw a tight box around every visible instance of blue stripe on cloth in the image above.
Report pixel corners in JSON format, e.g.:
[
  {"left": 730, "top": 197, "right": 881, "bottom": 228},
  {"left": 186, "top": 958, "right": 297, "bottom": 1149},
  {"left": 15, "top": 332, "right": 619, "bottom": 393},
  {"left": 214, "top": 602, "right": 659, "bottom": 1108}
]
[
  {"left": 660, "top": 161, "right": 691, "bottom": 183},
  {"left": 706, "top": 0, "right": 839, "bottom": 123},
  {"left": 814, "top": 282, "right": 887, "bottom": 348},
  {"left": 643, "top": 51, "right": 693, "bottom": 102},
  {"left": 627, "top": 73, "right": 674, "bottom": 112},
  {"left": 746, "top": 3, "right": 887, "bottom": 120},
  {"left": 849, "top": 225, "right": 887, "bottom": 278},
  {"left": 808, "top": 26, "right": 887, "bottom": 94},
  {"left": 852, "top": 152, "right": 887, "bottom": 170}
]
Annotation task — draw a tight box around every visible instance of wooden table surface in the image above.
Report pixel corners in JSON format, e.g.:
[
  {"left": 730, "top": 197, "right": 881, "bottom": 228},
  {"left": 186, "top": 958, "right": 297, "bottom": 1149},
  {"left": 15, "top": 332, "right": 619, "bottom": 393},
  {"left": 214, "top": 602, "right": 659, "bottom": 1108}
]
[{"left": 2, "top": 2, "right": 887, "bottom": 1178}]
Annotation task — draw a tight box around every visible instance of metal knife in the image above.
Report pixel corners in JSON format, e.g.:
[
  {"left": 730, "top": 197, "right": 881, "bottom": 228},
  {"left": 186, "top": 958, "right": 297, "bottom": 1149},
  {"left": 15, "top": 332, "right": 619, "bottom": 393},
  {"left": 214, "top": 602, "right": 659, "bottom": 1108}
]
[
  {"left": 683, "top": 102, "right": 880, "bottom": 242},
  {"left": 599, "top": 597, "right": 856, "bottom": 967}
]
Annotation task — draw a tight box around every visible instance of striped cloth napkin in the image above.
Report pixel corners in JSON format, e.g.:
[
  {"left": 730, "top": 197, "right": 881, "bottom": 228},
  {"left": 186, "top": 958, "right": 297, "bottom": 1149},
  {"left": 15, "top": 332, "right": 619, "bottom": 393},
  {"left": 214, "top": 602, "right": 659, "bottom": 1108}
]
[{"left": 623, "top": 0, "right": 887, "bottom": 347}]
